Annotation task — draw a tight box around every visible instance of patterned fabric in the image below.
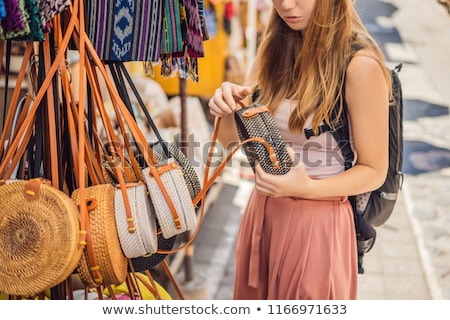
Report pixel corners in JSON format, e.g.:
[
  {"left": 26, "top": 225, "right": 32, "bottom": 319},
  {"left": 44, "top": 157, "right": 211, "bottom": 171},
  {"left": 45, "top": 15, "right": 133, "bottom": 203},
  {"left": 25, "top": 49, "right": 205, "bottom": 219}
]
[
  {"left": 1, "top": 0, "right": 30, "bottom": 39},
  {"left": 159, "top": 0, "right": 205, "bottom": 81},
  {"left": 40, "top": 0, "right": 71, "bottom": 23},
  {"left": 39, "top": 0, "right": 71, "bottom": 33},
  {"left": 84, "top": 0, "right": 164, "bottom": 62},
  {"left": 197, "top": 0, "right": 208, "bottom": 40},
  {"left": 0, "top": 0, "right": 6, "bottom": 20},
  {"left": 183, "top": 0, "right": 204, "bottom": 58},
  {"left": 21, "top": 0, "right": 44, "bottom": 41}
]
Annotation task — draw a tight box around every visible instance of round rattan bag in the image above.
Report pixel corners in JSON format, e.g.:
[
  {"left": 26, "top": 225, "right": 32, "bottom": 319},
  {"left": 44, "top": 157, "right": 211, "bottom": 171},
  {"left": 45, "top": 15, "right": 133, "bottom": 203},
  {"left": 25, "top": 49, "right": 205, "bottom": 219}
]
[
  {"left": 0, "top": 178, "right": 82, "bottom": 296},
  {"left": 151, "top": 141, "right": 201, "bottom": 200},
  {"left": 71, "top": 184, "right": 127, "bottom": 288},
  {"left": 129, "top": 141, "right": 200, "bottom": 272}
]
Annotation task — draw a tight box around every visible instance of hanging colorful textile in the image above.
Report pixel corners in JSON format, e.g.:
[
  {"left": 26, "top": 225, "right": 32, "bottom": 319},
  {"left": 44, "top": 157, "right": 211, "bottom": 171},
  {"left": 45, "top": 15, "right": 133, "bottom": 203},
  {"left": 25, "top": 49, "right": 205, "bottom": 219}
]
[
  {"left": 197, "top": 0, "right": 209, "bottom": 41},
  {"left": 20, "top": 0, "right": 44, "bottom": 41},
  {"left": 160, "top": 0, "right": 206, "bottom": 81},
  {"left": 161, "top": 0, "right": 183, "bottom": 57},
  {"left": 84, "top": 0, "right": 164, "bottom": 62},
  {"left": 0, "top": 0, "right": 4, "bottom": 37},
  {"left": 39, "top": 0, "right": 71, "bottom": 33},
  {"left": 1, "top": 0, "right": 30, "bottom": 39},
  {"left": 183, "top": 0, "right": 204, "bottom": 59},
  {"left": 0, "top": 0, "right": 6, "bottom": 20}
]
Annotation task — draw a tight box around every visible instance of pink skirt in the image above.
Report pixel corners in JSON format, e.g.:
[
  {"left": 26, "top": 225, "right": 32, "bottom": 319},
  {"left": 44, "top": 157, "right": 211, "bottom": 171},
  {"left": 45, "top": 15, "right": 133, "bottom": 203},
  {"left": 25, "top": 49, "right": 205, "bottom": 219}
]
[{"left": 233, "top": 189, "right": 358, "bottom": 300}]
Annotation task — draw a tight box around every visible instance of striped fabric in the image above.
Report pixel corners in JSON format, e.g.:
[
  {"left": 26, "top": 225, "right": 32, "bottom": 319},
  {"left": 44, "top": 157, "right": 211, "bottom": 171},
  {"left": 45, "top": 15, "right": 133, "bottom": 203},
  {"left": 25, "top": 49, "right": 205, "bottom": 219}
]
[
  {"left": 161, "top": 0, "right": 182, "bottom": 56},
  {"left": 84, "top": 0, "right": 164, "bottom": 62},
  {"left": 84, "top": 0, "right": 207, "bottom": 81}
]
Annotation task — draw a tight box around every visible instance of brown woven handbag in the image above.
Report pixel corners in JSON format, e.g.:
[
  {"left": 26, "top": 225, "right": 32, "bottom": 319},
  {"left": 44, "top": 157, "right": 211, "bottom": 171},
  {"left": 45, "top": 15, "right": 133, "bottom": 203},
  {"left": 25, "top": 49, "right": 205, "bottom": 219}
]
[
  {"left": 71, "top": 184, "right": 128, "bottom": 288},
  {"left": 0, "top": 178, "right": 83, "bottom": 296}
]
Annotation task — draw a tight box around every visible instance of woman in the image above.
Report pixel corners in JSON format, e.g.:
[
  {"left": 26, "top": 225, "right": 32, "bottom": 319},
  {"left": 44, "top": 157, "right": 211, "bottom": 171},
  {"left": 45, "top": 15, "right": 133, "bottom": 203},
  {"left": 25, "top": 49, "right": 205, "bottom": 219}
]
[{"left": 208, "top": 0, "right": 391, "bottom": 299}]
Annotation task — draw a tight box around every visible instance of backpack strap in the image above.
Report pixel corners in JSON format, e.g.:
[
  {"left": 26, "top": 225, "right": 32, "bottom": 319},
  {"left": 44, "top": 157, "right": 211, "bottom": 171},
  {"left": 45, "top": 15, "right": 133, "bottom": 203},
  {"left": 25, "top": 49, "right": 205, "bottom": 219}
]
[
  {"left": 303, "top": 100, "right": 355, "bottom": 171},
  {"left": 330, "top": 105, "right": 355, "bottom": 171}
]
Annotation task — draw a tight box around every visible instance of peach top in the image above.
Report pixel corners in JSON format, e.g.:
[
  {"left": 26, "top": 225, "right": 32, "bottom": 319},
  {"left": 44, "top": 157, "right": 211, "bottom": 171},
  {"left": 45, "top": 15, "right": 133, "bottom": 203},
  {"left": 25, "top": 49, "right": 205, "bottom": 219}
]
[{"left": 273, "top": 99, "right": 355, "bottom": 178}]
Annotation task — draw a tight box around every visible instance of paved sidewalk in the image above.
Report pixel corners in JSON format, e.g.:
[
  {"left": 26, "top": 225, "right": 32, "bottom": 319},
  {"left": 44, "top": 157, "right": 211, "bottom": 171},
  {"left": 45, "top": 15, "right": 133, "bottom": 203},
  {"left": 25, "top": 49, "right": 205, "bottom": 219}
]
[{"left": 356, "top": 191, "right": 432, "bottom": 299}]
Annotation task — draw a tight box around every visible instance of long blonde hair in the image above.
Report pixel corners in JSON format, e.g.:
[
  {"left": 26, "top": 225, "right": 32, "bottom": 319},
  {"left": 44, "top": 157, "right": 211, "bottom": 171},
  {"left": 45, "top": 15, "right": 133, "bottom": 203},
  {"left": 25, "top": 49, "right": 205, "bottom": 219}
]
[{"left": 253, "top": 0, "right": 391, "bottom": 133}]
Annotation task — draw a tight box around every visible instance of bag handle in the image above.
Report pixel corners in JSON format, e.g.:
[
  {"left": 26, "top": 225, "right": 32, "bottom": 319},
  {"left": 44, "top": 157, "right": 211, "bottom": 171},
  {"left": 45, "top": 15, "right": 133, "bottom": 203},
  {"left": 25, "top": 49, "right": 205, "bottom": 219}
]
[
  {"left": 79, "top": 42, "right": 137, "bottom": 234},
  {"left": 73, "top": 23, "right": 187, "bottom": 230},
  {"left": 42, "top": 37, "right": 61, "bottom": 188},
  {"left": 2, "top": 40, "right": 11, "bottom": 131},
  {"left": 110, "top": 62, "right": 171, "bottom": 158},
  {"left": 0, "top": 42, "right": 34, "bottom": 162},
  {"left": 193, "top": 116, "right": 279, "bottom": 205},
  {"left": 88, "top": 62, "right": 143, "bottom": 183},
  {"left": 0, "top": 0, "right": 77, "bottom": 179}
]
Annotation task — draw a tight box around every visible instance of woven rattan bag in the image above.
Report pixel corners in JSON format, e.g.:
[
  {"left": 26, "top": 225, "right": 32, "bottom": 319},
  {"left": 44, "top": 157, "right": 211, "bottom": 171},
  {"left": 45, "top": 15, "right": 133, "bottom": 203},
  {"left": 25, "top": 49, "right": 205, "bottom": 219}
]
[
  {"left": 129, "top": 142, "right": 200, "bottom": 271},
  {"left": 151, "top": 141, "right": 201, "bottom": 200},
  {"left": 0, "top": 178, "right": 82, "bottom": 296},
  {"left": 235, "top": 103, "right": 292, "bottom": 175},
  {"left": 142, "top": 161, "right": 197, "bottom": 240},
  {"left": 71, "top": 184, "right": 127, "bottom": 288},
  {"left": 114, "top": 182, "right": 158, "bottom": 258}
]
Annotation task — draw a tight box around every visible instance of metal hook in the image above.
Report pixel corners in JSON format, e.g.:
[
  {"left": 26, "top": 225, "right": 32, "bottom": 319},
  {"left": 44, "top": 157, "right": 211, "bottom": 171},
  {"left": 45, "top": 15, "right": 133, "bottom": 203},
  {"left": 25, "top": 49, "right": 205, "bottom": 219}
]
[{"left": 28, "top": 54, "right": 39, "bottom": 97}]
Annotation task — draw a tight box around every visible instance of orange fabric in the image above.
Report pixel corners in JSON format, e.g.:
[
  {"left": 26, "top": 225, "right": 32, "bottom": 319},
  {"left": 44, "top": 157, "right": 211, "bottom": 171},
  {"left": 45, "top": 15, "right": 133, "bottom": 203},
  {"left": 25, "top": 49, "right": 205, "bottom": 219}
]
[{"left": 233, "top": 189, "right": 358, "bottom": 300}]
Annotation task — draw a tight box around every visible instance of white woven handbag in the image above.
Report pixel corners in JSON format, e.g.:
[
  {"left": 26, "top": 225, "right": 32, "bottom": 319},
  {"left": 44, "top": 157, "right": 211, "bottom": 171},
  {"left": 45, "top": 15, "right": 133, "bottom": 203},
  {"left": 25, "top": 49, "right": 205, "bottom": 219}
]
[
  {"left": 114, "top": 183, "right": 158, "bottom": 258},
  {"left": 142, "top": 161, "right": 197, "bottom": 239}
]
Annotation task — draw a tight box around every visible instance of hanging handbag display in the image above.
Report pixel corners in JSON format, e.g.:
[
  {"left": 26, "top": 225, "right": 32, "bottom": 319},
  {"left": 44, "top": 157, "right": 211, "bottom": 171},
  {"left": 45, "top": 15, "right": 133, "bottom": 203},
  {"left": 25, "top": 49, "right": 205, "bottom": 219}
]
[
  {"left": 106, "top": 62, "right": 200, "bottom": 240},
  {"left": 234, "top": 102, "right": 292, "bottom": 175},
  {"left": 80, "top": 52, "right": 159, "bottom": 263},
  {"left": 1, "top": 0, "right": 210, "bottom": 300}
]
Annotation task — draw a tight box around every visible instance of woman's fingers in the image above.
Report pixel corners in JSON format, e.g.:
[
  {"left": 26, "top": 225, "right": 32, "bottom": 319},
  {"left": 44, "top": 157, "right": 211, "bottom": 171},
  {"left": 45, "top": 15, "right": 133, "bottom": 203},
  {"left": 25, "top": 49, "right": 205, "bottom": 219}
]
[
  {"left": 208, "top": 82, "right": 252, "bottom": 117},
  {"left": 254, "top": 163, "right": 277, "bottom": 195}
]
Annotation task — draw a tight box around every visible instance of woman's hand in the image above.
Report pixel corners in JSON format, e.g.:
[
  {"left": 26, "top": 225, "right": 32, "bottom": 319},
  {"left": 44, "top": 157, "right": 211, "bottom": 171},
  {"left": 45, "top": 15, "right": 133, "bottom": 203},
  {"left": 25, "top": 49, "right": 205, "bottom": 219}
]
[
  {"left": 208, "top": 82, "right": 253, "bottom": 117},
  {"left": 254, "top": 148, "right": 313, "bottom": 198}
]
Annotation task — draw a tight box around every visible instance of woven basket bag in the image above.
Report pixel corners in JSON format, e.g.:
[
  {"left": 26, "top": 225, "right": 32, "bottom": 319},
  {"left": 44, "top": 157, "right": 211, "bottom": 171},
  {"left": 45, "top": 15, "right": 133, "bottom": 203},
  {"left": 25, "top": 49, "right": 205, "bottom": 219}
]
[
  {"left": 151, "top": 141, "right": 201, "bottom": 200},
  {"left": 71, "top": 184, "right": 127, "bottom": 288},
  {"left": 128, "top": 142, "right": 200, "bottom": 271},
  {"left": 142, "top": 162, "right": 197, "bottom": 239},
  {"left": 235, "top": 103, "right": 292, "bottom": 175},
  {"left": 114, "top": 183, "right": 158, "bottom": 258},
  {"left": 0, "top": 178, "right": 82, "bottom": 296},
  {"left": 129, "top": 229, "right": 176, "bottom": 272}
]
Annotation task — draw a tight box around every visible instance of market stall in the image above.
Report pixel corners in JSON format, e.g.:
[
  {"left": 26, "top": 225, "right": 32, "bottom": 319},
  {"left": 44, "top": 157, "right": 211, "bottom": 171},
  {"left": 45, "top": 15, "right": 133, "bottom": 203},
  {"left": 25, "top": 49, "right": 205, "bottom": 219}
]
[{"left": 0, "top": 0, "right": 211, "bottom": 300}]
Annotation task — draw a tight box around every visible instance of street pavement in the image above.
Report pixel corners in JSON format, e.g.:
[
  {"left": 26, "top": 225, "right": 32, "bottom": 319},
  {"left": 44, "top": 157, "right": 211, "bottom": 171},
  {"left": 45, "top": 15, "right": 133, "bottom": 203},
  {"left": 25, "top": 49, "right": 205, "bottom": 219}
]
[
  {"left": 377, "top": 0, "right": 450, "bottom": 300},
  {"left": 181, "top": 0, "right": 450, "bottom": 300}
]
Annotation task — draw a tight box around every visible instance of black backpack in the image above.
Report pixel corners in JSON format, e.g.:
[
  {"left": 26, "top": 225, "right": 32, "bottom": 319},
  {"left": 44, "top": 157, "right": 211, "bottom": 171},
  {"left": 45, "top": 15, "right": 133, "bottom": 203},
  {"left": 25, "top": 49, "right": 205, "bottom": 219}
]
[{"left": 303, "top": 63, "right": 404, "bottom": 273}]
